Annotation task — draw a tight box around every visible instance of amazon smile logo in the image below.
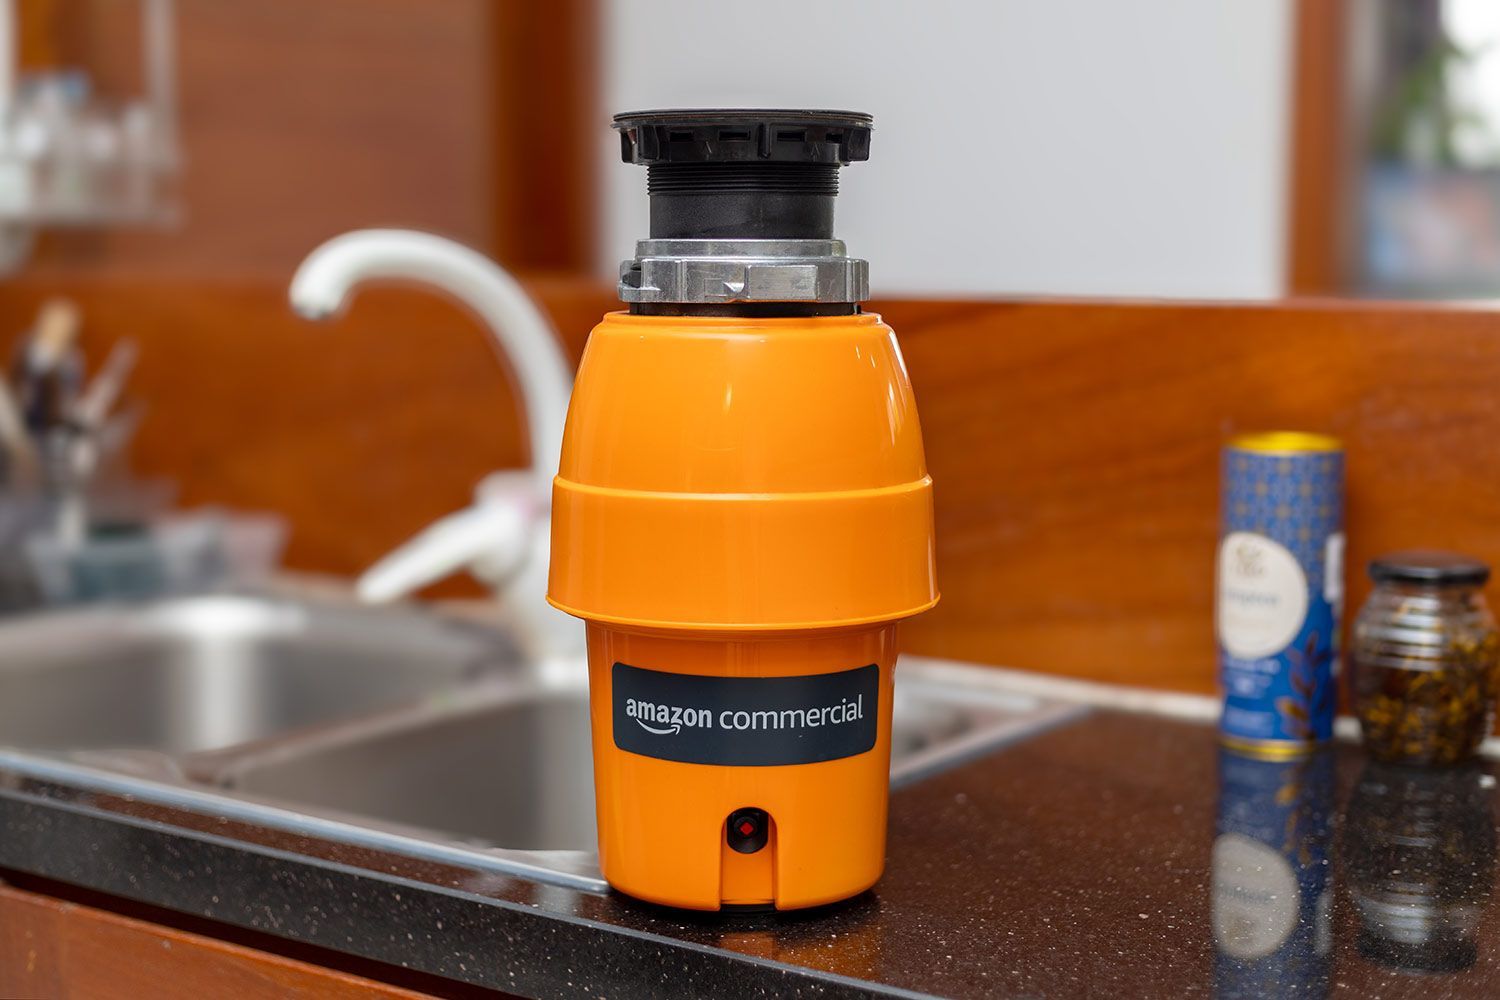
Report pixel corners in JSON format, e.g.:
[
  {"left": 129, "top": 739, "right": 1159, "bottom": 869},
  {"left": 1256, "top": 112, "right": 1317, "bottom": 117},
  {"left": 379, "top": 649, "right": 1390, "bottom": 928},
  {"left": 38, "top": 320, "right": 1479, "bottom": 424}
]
[{"left": 625, "top": 699, "right": 713, "bottom": 735}]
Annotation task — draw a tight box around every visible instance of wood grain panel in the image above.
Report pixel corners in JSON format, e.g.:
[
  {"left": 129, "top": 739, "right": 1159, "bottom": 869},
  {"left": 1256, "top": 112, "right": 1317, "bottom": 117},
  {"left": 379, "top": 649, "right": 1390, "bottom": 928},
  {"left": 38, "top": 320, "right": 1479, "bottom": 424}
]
[
  {"left": 32, "top": 0, "right": 491, "bottom": 279},
  {"left": 1287, "top": 0, "right": 1353, "bottom": 294},
  {"left": 0, "top": 882, "right": 431, "bottom": 999},
  {"left": 0, "top": 0, "right": 605, "bottom": 597},
  {"left": 21, "top": 0, "right": 595, "bottom": 280},
  {"left": 489, "top": 0, "right": 598, "bottom": 272},
  {"left": 1, "top": 286, "right": 1498, "bottom": 694},
  {"left": 0, "top": 276, "right": 615, "bottom": 595},
  {"left": 887, "top": 297, "right": 1500, "bottom": 692}
]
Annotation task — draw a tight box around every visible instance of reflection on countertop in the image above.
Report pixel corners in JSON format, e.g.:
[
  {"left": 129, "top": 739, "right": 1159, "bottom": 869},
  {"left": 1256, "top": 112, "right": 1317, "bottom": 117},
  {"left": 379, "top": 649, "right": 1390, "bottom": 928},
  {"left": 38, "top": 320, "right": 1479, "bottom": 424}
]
[
  {"left": 804, "top": 712, "right": 1500, "bottom": 999},
  {"left": 1210, "top": 745, "right": 1500, "bottom": 998},
  {"left": 7, "top": 695, "right": 1500, "bottom": 997},
  {"left": 1213, "top": 748, "right": 1336, "bottom": 998},
  {"left": 1346, "top": 761, "right": 1497, "bottom": 976}
]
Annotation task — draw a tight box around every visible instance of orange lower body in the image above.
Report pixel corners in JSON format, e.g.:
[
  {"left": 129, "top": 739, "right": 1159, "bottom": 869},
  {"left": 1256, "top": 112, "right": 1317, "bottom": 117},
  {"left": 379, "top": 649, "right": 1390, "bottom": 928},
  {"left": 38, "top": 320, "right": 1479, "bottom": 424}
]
[{"left": 585, "top": 621, "right": 899, "bottom": 911}]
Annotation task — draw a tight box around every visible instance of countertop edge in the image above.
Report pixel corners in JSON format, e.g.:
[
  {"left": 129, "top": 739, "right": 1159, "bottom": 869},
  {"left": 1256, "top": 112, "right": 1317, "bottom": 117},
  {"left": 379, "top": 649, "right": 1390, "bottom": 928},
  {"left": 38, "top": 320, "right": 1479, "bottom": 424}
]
[{"left": 0, "top": 785, "right": 937, "bottom": 999}]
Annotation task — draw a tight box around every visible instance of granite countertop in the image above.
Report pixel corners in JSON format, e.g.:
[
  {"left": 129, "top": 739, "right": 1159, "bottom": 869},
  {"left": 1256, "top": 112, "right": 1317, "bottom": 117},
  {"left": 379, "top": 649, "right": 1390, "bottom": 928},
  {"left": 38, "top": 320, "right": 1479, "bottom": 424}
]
[{"left": 4, "top": 707, "right": 1498, "bottom": 998}]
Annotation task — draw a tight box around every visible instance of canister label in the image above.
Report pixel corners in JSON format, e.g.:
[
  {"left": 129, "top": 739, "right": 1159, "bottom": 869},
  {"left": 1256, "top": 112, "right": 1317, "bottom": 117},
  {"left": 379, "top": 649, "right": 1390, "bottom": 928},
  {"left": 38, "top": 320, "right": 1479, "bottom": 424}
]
[
  {"left": 611, "top": 662, "right": 879, "bottom": 766},
  {"left": 1217, "top": 532, "right": 1309, "bottom": 660}
]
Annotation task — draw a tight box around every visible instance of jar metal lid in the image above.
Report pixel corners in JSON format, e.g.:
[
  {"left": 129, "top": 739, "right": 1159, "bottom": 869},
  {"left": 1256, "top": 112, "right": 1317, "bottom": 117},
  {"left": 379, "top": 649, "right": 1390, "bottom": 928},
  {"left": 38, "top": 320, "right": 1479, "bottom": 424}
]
[{"left": 1369, "top": 550, "right": 1491, "bottom": 587}]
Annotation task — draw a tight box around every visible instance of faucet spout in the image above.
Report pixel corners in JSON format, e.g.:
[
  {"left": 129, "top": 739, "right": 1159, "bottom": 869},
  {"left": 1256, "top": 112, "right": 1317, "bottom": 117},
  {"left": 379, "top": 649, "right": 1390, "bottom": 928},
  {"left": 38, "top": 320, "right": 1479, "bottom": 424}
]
[{"left": 289, "top": 229, "right": 573, "bottom": 500}]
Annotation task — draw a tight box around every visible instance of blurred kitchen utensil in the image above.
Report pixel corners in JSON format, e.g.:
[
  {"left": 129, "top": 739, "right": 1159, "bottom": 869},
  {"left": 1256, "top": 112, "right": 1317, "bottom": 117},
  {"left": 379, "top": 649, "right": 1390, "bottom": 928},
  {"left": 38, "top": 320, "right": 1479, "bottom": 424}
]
[
  {"left": 0, "top": 374, "right": 36, "bottom": 486},
  {"left": 74, "top": 338, "right": 138, "bottom": 433},
  {"left": 12, "top": 298, "right": 82, "bottom": 435}
]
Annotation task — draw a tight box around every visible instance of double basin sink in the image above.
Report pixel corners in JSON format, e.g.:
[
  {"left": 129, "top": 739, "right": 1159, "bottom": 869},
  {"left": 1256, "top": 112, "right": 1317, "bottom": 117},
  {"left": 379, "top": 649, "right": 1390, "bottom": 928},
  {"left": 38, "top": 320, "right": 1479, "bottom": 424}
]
[{"left": 0, "top": 591, "right": 1083, "bottom": 890}]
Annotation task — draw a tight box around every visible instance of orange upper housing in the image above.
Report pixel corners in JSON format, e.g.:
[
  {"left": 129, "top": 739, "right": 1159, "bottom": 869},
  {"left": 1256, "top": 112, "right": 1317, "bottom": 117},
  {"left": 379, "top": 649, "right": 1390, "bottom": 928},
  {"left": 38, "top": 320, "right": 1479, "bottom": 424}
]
[
  {"left": 549, "top": 309, "right": 937, "bottom": 910},
  {"left": 549, "top": 310, "right": 937, "bottom": 631}
]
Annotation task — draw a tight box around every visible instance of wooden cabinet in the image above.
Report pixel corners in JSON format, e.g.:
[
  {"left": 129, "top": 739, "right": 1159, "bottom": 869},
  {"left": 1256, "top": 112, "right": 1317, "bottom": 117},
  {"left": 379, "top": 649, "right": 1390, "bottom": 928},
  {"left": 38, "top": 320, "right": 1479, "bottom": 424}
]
[{"left": 0, "top": 883, "right": 432, "bottom": 999}]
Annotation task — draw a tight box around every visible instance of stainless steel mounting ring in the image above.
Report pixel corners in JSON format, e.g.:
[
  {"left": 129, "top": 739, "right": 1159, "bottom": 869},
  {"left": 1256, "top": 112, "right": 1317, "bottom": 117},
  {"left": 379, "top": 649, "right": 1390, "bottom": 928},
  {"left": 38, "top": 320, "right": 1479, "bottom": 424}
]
[{"left": 618, "top": 239, "right": 869, "bottom": 305}]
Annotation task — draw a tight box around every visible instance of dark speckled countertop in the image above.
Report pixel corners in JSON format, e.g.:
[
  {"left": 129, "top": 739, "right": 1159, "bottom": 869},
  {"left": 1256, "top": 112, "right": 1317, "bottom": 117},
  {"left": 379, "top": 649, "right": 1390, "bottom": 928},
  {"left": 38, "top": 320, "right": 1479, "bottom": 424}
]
[{"left": 4, "top": 709, "right": 1499, "bottom": 998}]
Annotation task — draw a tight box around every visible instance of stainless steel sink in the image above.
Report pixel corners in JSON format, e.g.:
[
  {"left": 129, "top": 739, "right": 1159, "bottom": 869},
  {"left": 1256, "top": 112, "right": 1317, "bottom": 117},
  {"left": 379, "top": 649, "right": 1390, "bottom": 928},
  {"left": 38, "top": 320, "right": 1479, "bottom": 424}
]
[
  {"left": 209, "top": 683, "right": 599, "bottom": 851},
  {"left": 198, "top": 659, "right": 1083, "bottom": 854},
  {"left": 0, "top": 590, "right": 1085, "bottom": 892},
  {"left": 0, "top": 593, "right": 517, "bottom": 754}
]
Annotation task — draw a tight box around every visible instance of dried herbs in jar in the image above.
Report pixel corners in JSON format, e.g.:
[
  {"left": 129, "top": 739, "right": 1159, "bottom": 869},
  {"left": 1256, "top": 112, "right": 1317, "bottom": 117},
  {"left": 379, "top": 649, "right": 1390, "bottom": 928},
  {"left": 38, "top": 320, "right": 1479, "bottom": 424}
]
[{"left": 1352, "top": 551, "right": 1500, "bottom": 765}]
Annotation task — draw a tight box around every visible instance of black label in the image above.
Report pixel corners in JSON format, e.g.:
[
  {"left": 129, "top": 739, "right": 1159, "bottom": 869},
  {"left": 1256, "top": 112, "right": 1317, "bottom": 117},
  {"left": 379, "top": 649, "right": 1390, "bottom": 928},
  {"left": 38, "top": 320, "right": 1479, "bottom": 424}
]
[{"left": 612, "top": 662, "right": 879, "bottom": 766}]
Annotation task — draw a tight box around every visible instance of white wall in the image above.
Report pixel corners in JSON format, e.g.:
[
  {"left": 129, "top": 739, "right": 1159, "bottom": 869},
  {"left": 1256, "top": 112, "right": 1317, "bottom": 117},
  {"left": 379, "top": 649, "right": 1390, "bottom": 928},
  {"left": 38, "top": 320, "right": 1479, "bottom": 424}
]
[{"left": 599, "top": 0, "right": 1294, "bottom": 300}]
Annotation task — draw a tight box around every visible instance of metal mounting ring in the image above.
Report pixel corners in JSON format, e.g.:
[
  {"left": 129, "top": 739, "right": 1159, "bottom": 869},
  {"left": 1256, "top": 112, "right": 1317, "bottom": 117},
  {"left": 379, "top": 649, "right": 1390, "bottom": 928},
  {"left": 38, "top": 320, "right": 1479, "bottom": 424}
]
[{"left": 618, "top": 238, "right": 869, "bottom": 305}]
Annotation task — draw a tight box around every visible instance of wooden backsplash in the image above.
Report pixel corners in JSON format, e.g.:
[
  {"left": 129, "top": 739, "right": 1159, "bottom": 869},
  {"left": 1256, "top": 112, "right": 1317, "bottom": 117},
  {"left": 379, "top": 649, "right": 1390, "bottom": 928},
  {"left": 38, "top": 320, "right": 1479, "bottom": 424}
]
[
  {"left": 19, "top": 0, "right": 593, "bottom": 280},
  {"left": 893, "top": 298, "right": 1500, "bottom": 690},
  {"left": 1, "top": 282, "right": 1499, "bottom": 695},
  {"left": 0, "top": 277, "right": 614, "bottom": 582}
]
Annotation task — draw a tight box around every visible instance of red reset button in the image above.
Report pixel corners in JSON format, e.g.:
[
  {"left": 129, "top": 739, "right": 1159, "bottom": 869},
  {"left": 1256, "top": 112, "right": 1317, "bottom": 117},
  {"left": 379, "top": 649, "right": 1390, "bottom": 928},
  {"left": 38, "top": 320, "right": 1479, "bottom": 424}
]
[{"left": 727, "top": 807, "right": 769, "bottom": 854}]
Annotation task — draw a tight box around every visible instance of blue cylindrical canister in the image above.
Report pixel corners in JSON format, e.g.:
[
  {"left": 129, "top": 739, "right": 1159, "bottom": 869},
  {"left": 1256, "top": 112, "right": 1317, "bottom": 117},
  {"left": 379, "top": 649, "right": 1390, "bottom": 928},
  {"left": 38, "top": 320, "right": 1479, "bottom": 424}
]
[
  {"left": 1217, "top": 432, "right": 1345, "bottom": 756},
  {"left": 1212, "top": 748, "right": 1335, "bottom": 998}
]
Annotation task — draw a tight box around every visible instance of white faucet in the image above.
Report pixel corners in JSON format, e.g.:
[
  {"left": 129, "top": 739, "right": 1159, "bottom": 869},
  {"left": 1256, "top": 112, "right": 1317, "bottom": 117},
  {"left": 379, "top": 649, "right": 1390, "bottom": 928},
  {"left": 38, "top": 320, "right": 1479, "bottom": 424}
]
[{"left": 289, "top": 229, "right": 583, "bottom": 661}]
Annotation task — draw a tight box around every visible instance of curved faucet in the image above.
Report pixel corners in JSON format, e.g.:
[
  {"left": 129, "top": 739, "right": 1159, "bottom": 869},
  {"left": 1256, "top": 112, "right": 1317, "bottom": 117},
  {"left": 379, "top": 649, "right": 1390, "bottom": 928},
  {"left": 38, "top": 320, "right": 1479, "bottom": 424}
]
[
  {"left": 289, "top": 229, "right": 573, "bottom": 502},
  {"left": 289, "top": 230, "right": 584, "bottom": 662}
]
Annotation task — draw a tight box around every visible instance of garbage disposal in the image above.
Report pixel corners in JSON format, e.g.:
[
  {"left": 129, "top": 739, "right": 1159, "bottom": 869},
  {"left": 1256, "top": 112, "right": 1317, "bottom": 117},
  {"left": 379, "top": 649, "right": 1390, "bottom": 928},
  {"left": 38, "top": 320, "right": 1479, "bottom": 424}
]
[{"left": 548, "top": 109, "right": 938, "bottom": 910}]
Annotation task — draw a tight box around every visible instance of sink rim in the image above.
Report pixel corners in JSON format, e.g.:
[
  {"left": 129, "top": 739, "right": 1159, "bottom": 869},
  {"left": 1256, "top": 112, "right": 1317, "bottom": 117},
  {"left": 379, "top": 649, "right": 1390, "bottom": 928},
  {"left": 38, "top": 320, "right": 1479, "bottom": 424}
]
[
  {"left": 0, "top": 746, "right": 613, "bottom": 892},
  {"left": 0, "top": 587, "right": 521, "bottom": 654},
  {"left": 0, "top": 655, "right": 1088, "bottom": 895}
]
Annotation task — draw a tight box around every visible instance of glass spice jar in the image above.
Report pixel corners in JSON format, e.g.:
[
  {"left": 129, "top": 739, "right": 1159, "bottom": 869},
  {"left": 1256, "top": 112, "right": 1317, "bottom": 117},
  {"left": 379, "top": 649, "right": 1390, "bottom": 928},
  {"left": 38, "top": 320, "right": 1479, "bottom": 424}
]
[{"left": 1352, "top": 551, "right": 1500, "bottom": 765}]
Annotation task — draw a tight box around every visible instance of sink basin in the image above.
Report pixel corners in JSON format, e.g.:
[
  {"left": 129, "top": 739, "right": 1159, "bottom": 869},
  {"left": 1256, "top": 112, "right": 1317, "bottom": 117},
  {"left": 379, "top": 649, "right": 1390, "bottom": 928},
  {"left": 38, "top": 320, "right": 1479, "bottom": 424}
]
[
  {"left": 0, "top": 593, "right": 517, "bottom": 754},
  {"left": 0, "top": 591, "right": 1084, "bottom": 893},
  {"left": 210, "top": 684, "right": 597, "bottom": 851},
  {"left": 202, "top": 659, "right": 1084, "bottom": 853}
]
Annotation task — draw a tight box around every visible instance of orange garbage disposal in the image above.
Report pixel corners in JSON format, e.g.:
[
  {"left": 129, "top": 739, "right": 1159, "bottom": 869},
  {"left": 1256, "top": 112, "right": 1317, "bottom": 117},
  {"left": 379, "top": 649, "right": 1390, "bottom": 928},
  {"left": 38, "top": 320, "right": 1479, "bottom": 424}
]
[{"left": 549, "top": 109, "right": 937, "bottom": 911}]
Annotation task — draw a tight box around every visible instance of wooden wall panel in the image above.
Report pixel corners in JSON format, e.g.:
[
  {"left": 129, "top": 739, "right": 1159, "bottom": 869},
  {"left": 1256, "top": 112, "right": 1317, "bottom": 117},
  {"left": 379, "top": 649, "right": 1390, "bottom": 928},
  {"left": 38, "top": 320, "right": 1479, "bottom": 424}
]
[
  {"left": 489, "top": 0, "right": 598, "bottom": 272},
  {"left": 0, "top": 0, "right": 605, "bottom": 599},
  {"left": 3, "top": 286, "right": 1500, "bottom": 695},
  {"left": 1286, "top": 0, "right": 1353, "bottom": 294},
  {"left": 0, "top": 277, "right": 615, "bottom": 590},
  {"left": 33, "top": 0, "right": 491, "bottom": 279},
  {"left": 890, "top": 297, "right": 1500, "bottom": 692},
  {"left": 17, "top": 0, "right": 595, "bottom": 281}
]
